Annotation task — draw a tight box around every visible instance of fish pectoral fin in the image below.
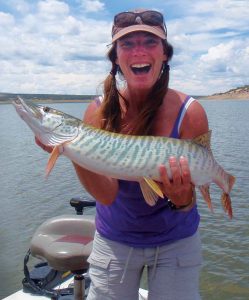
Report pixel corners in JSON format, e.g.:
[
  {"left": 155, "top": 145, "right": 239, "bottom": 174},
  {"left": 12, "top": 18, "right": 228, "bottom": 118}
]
[
  {"left": 198, "top": 184, "right": 214, "bottom": 212},
  {"left": 45, "top": 145, "right": 63, "bottom": 178},
  {"left": 140, "top": 178, "right": 164, "bottom": 206}
]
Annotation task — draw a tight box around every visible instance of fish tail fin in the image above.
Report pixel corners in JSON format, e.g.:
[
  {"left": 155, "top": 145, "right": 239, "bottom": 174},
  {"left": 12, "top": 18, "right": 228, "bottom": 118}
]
[
  {"left": 45, "top": 145, "right": 62, "bottom": 178},
  {"left": 228, "top": 174, "right": 236, "bottom": 193},
  {"left": 214, "top": 168, "right": 236, "bottom": 194},
  {"left": 140, "top": 178, "right": 164, "bottom": 206},
  {"left": 198, "top": 184, "right": 214, "bottom": 212},
  {"left": 221, "top": 193, "right": 233, "bottom": 219}
]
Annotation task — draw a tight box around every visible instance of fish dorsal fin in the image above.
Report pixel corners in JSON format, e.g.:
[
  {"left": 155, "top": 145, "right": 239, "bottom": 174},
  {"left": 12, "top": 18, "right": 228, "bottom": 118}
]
[
  {"left": 193, "top": 130, "right": 212, "bottom": 152},
  {"left": 140, "top": 178, "right": 164, "bottom": 206}
]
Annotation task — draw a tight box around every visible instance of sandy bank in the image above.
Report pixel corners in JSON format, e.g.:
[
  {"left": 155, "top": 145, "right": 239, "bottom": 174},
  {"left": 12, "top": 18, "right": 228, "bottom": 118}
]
[{"left": 199, "top": 91, "right": 249, "bottom": 100}]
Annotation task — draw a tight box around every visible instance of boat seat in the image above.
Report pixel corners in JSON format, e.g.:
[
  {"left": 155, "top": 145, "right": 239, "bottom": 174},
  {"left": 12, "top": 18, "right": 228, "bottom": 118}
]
[{"left": 30, "top": 214, "right": 96, "bottom": 272}]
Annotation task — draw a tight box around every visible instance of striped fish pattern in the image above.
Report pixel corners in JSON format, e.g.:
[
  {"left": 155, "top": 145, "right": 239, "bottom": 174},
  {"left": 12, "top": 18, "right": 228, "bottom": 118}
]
[{"left": 13, "top": 97, "right": 235, "bottom": 218}]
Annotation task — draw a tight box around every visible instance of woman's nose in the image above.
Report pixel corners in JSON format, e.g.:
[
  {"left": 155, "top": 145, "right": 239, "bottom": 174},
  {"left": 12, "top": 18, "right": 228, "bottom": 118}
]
[{"left": 132, "top": 42, "right": 146, "bottom": 55}]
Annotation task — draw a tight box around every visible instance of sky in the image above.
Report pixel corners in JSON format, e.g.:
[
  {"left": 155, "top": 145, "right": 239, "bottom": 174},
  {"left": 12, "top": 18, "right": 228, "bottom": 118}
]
[{"left": 0, "top": 0, "right": 248, "bottom": 96}]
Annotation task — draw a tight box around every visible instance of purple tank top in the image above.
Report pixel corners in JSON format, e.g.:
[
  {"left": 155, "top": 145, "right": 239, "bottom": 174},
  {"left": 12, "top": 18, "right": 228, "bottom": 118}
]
[{"left": 95, "top": 96, "right": 200, "bottom": 247}]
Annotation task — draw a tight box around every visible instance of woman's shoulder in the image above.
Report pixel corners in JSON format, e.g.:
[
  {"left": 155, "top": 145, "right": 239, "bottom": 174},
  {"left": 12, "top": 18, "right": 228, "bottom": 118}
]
[
  {"left": 166, "top": 89, "right": 209, "bottom": 138},
  {"left": 166, "top": 88, "right": 205, "bottom": 113},
  {"left": 180, "top": 100, "right": 209, "bottom": 138},
  {"left": 160, "top": 88, "right": 189, "bottom": 117},
  {"left": 83, "top": 98, "right": 102, "bottom": 126},
  {"left": 166, "top": 88, "right": 187, "bottom": 100},
  {"left": 166, "top": 88, "right": 196, "bottom": 104}
]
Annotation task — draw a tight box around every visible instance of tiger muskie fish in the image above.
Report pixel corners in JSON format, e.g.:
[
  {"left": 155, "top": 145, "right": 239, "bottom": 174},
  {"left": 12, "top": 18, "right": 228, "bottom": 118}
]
[{"left": 13, "top": 97, "right": 235, "bottom": 218}]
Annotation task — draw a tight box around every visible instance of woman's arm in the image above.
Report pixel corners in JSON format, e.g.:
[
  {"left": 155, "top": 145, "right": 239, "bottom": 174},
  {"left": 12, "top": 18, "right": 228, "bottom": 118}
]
[
  {"left": 35, "top": 101, "right": 118, "bottom": 205},
  {"left": 72, "top": 101, "right": 119, "bottom": 205},
  {"left": 159, "top": 100, "right": 209, "bottom": 210},
  {"left": 72, "top": 163, "right": 118, "bottom": 205}
]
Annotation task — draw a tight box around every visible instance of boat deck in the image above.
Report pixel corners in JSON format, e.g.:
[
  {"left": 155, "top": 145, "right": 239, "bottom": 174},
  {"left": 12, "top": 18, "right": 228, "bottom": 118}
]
[{"left": 4, "top": 277, "right": 148, "bottom": 299}]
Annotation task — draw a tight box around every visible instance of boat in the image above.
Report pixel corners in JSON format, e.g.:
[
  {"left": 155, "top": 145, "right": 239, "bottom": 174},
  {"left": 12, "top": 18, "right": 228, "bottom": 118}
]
[
  {"left": 3, "top": 197, "right": 148, "bottom": 300},
  {"left": 4, "top": 286, "right": 148, "bottom": 300}
]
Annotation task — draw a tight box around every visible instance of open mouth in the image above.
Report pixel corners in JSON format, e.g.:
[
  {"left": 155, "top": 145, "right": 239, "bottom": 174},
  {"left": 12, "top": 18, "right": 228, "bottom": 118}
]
[
  {"left": 13, "top": 96, "right": 43, "bottom": 120},
  {"left": 131, "top": 63, "right": 151, "bottom": 75}
]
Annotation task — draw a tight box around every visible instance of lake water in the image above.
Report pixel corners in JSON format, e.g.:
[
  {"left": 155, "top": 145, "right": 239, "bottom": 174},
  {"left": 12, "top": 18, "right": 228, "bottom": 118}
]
[{"left": 0, "top": 100, "right": 249, "bottom": 299}]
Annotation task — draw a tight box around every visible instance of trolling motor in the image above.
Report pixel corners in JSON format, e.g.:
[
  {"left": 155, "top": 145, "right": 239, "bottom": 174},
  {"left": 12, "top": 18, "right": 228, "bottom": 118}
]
[{"left": 22, "top": 197, "right": 96, "bottom": 299}]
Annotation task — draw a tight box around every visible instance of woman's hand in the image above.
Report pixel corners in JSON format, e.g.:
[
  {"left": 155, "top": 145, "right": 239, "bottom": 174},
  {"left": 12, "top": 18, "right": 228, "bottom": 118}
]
[
  {"left": 35, "top": 137, "right": 53, "bottom": 153},
  {"left": 158, "top": 156, "right": 196, "bottom": 210}
]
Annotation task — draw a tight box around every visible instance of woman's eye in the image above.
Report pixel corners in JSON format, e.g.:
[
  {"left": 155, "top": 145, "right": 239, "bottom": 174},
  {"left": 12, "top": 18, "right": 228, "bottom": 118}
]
[
  {"left": 144, "top": 39, "right": 158, "bottom": 47},
  {"left": 120, "top": 41, "right": 134, "bottom": 48}
]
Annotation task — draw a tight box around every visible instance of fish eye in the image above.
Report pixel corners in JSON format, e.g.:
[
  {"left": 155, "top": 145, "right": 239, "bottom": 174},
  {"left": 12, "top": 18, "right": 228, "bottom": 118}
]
[{"left": 43, "top": 107, "right": 50, "bottom": 113}]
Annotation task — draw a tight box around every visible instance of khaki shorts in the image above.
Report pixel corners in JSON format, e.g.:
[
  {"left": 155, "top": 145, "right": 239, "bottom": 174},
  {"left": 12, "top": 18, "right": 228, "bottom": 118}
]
[{"left": 87, "top": 231, "right": 202, "bottom": 300}]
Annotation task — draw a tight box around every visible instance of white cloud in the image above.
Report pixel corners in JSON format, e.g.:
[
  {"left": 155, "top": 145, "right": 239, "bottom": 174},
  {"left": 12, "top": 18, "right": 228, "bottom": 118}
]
[
  {"left": 0, "top": 12, "right": 15, "bottom": 26},
  {"left": 0, "top": 0, "right": 112, "bottom": 94},
  {"left": 38, "top": 0, "right": 70, "bottom": 17},
  {"left": 0, "top": 0, "right": 248, "bottom": 95},
  {"left": 163, "top": 0, "right": 249, "bottom": 94},
  {"left": 199, "top": 40, "right": 249, "bottom": 78},
  {"left": 170, "top": 38, "right": 249, "bottom": 95},
  {"left": 81, "top": 0, "right": 105, "bottom": 13}
]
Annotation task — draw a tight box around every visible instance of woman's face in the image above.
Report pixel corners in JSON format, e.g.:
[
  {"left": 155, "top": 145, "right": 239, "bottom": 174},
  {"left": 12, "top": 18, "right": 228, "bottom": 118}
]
[{"left": 116, "top": 32, "right": 167, "bottom": 92}]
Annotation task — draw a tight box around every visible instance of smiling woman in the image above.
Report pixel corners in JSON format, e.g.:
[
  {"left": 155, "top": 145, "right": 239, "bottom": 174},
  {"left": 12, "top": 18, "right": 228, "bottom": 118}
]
[
  {"left": 100, "top": 11, "right": 173, "bottom": 135},
  {"left": 35, "top": 7, "right": 210, "bottom": 300},
  {"left": 116, "top": 32, "right": 168, "bottom": 91},
  {"left": 77, "top": 8, "right": 209, "bottom": 300}
]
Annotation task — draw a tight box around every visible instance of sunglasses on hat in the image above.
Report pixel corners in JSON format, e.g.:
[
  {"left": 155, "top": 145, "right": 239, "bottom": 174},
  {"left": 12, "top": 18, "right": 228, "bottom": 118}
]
[{"left": 114, "top": 11, "right": 165, "bottom": 29}]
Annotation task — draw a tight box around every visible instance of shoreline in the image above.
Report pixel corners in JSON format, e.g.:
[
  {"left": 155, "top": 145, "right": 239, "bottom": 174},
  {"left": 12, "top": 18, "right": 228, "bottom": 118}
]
[
  {"left": 198, "top": 97, "right": 249, "bottom": 101},
  {"left": 1, "top": 92, "right": 249, "bottom": 104},
  {"left": 0, "top": 99, "right": 92, "bottom": 105},
  {"left": 198, "top": 94, "right": 249, "bottom": 100}
]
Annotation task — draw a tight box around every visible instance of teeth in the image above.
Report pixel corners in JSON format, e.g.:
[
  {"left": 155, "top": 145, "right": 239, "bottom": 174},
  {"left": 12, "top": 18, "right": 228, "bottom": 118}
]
[{"left": 131, "top": 63, "right": 150, "bottom": 68}]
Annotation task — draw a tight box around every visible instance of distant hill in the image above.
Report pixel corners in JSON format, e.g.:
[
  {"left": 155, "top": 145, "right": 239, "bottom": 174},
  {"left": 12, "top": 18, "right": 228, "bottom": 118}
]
[
  {"left": 0, "top": 93, "right": 96, "bottom": 104},
  {"left": 1, "top": 86, "right": 248, "bottom": 104},
  {"left": 204, "top": 85, "right": 249, "bottom": 100}
]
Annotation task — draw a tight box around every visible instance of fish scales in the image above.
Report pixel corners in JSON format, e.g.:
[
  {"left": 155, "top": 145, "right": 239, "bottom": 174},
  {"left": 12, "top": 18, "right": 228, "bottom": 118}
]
[
  {"left": 12, "top": 98, "right": 235, "bottom": 218},
  {"left": 81, "top": 133, "right": 175, "bottom": 179}
]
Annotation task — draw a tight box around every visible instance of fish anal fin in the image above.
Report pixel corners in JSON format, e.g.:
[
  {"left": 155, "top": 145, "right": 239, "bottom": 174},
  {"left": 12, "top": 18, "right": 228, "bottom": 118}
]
[
  {"left": 140, "top": 178, "right": 164, "bottom": 206},
  {"left": 221, "top": 193, "right": 233, "bottom": 219},
  {"left": 143, "top": 178, "right": 164, "bottom": 198},
  {"left": 198, "top": 184, "right": 214, "bottom": 212},
  {"left": 45, "top": 145, "right": 62, "bottom": 178},
  {"left": 193, "top": 130, "right": 212, "bottom": 152}
]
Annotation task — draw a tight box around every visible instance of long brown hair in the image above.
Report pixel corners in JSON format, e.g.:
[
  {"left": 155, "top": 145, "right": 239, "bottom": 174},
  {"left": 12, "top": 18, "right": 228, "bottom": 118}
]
[{"left": 99, "top": 39, "right": 173, "bottom": 135}]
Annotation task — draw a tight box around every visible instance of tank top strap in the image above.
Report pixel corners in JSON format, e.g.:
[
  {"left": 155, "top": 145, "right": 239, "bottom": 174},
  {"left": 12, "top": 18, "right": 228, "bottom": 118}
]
[
  {"left": 170, "top": 96, "right": 195, "bottom": 138},
  {"left": 94, "top": 95, "right": 103, "bottom": 107}
]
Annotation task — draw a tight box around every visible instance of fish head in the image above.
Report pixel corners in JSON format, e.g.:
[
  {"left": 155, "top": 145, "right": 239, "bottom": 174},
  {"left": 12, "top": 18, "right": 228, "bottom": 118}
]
[{"left": 13, "top": 97, "right": 80, "bottom": 146}]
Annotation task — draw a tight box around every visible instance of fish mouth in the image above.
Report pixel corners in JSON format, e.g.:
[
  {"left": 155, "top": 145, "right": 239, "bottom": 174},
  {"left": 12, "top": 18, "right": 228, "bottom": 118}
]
[
  {"left": 13, "top": 96, "right": 80, "bottom": 147},
  {"left": 13, "top": 96, "right": 43, "bottom": 120}
]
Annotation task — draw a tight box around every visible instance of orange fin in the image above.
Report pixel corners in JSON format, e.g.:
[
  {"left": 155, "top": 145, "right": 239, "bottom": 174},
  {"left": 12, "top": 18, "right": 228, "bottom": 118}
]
[
  {"left": 228, "top": 174, "right": 236, "bottom": 193},
  {"left": 45, "top": 145, "right": 62, "bottom": 178},
  {"left": 140, "top": 178, "right": 164, "bottom": 206},
  {"left": 221, "top": 193, "right": 233, "bottom": 219},
  {"left": 198, "top": 184, "right": 214, "bottom": 212},
  {"left": 193, "top": 130, "right": 212, "bottom": 152},
  {"left": 215, "top": 172, "right": 235, "bottom": 218}
]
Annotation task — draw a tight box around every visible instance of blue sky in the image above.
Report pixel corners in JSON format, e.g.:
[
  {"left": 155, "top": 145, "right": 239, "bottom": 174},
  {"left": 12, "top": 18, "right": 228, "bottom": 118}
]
[{"left": 0, "top": 0, "right": 248, "bottom": 95}]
